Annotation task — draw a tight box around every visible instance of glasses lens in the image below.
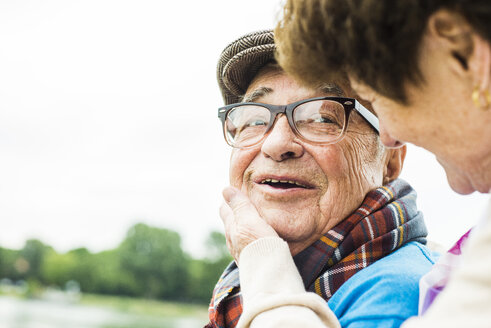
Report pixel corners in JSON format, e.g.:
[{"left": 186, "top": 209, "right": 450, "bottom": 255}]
[
  {"left": 293, "top": 99, "right": 346, "bottom": 143},
  {"left": 225, "top": 105, "right": 270, "bottom": 147}
]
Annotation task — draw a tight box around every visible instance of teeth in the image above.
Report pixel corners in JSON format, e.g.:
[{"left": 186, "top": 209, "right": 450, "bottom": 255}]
[{"left": 261, "top": 178, "right": 308, "bottom": 188}]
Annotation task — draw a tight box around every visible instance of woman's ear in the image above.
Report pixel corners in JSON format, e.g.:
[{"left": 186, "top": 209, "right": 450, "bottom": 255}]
[
  {"left": 427, "top": 9, "right": 491, "bottom": 107},
  {"left": 426, "top": 9, "right": 474, "bottom": 73},
  {"left": 468, "top": 34, "right": 491, "bottom": 99},
  {"left": 382, "top": 145, "right": 407, "bottom": 185}
]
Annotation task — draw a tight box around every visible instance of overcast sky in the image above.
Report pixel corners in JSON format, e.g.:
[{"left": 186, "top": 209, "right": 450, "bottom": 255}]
[{"left": 0, "top": 0, "right": 488, "bottom": 257}]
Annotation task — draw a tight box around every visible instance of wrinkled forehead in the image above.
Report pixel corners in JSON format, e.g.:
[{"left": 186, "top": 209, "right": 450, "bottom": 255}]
[
  {"left": 243, "top": 63, "right": 375, "bottom": 114},
  {"left": 244, "top": 65, "right": 340, "bottom": 101}
]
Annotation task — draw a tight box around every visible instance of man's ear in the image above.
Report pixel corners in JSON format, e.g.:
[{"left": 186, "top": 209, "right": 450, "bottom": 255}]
[
  {"left": 382, "top": 145, "right": 407, "bottom": 185},
  {"left": 426, "top": 9, "right": 474, "bottom": 73}
]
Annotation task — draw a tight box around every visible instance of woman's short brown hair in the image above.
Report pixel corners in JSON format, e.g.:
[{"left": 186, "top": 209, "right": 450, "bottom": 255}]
[{"left": 275, "top": 0, "right": 491, "bottom": 103}]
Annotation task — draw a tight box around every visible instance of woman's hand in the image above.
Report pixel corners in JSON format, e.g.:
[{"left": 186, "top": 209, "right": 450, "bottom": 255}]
[{"left": 220, "top": 186, "right": 279, "bottom": 264}]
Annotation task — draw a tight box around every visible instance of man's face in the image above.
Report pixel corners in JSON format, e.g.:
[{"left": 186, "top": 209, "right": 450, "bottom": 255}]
[{"left": 229, "top": 68, "right": 387, "bottom": 253}]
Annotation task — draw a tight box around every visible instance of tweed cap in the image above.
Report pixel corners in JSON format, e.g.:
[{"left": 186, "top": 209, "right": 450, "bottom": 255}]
[{"left": 217, "top": 30, "right": 275, "bottom": 105}]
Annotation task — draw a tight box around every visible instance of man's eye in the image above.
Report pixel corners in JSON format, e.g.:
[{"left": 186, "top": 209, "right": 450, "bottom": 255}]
[
  {"left": 247, "top": 120, "right": 267, "bottom": 127},
  {"left": 312, "top": 117, "right": 336, "bottom": 124},
  {"left": 237, "top": 119, "right": 268, "bottom": 135}
]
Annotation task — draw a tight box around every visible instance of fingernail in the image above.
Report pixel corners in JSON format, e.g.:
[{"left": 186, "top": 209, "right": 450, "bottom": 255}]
[{"left": 222, "top": 186, "right": 238, "bottom": 203}]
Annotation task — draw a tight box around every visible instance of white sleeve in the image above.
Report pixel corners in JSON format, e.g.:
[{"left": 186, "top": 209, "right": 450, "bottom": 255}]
[
  {"left": 402, "top": 197, "right": 491, "bottom": 328},
  {"left": 236, "top": 237, "right": 340, "bottom": 328}
]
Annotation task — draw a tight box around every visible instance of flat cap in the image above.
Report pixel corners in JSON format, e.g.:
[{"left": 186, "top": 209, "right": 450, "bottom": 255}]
[{"left": 217, "top": 30, "right": 275, "bottom": 105}]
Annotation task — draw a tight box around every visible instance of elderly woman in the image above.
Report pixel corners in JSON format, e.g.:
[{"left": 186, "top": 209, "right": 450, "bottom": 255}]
[
  {"left": 274, "top": 1, "right": 491, "bottom": 327},
  {"left": 206, "top": 30, "right": 435, "bottom": 328}
]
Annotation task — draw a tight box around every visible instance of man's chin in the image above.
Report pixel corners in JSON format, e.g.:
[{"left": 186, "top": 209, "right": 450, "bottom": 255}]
[{"left": 264, "top": 219, "right": 310, "bottom": 242}]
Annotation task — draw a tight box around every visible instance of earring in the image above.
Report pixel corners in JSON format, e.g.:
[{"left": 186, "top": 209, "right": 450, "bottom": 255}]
[{"left": 472, "top": 85, "right": 491, "bottom": 110}]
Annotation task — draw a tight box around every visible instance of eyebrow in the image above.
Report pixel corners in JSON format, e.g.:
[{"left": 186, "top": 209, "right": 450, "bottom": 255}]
[
  {"left": 242, "top": 87, "right": 273, "bottom": 103},
  {"left": 318, "top": 83, "right": 345, "bottom": 97},
  {"left": 241, "top": 83, "right": 344, "bottom": 103}
]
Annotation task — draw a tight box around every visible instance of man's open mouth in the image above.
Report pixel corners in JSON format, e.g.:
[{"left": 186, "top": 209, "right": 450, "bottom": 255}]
[{"left": 259, "top": 178, "right": 312, "bottom": 189}]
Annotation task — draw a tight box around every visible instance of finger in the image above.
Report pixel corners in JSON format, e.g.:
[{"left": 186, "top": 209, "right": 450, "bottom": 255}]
[
  {"left": 219, "top": 201, "right": 234, "bottom": 225},
  {"left": 219, "top": 202, "right": 240, "bottom": 262},
  {"left": 222, "top": 186, "right": 239, "bottom": 203},
  {"left": 222, "top": 187, "right": 259, "bottom": 218}
]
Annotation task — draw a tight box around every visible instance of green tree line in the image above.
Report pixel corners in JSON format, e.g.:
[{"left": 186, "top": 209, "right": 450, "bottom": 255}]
[{"left": 0, "top": 223, "right": 232, "bottom": 304}]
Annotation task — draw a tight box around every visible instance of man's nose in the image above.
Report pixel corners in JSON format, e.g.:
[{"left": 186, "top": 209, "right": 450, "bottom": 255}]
[
  {"left": 260, "top": 115, "right": 304, "bottom": 161},
  {"left": 379, "top": 125, "right": 405, "bottom": 149}
]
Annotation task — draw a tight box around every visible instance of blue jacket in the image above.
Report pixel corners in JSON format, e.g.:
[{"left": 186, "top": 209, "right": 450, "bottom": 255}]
[{"left": 328, "top": 242, "right": 437, "bottom": 328}]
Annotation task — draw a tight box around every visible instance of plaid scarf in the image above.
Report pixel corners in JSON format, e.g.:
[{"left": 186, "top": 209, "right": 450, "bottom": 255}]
[{"left": 206, "top": 179, "right": 427, "bottom": 328}]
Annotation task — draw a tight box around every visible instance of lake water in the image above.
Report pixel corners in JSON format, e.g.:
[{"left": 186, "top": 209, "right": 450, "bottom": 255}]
[{"left": 0, "top": 296, "right": 204, "bottom": 328}]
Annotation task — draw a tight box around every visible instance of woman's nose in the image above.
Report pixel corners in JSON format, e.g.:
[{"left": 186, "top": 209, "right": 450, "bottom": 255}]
[
  {"left": 260, "top": 115, "right": 304, "bottom": 161},
  {"left": 379, "top": 126, "right": 405, "bottom": 149}
]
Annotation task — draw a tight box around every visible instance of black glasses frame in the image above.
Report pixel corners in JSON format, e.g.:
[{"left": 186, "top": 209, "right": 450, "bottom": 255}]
[{"left": 218, "top": 96, "right": 379, "bottom": 148}]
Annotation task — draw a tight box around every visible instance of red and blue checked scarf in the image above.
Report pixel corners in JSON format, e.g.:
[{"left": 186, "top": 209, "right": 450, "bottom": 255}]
[{"left": 206, "top": 179, "right": 428, "bottom": 328}]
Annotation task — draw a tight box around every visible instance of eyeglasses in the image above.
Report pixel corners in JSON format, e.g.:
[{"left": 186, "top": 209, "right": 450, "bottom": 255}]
[{"left": 218, "top": 96, "right": 379, "bottom": 148}]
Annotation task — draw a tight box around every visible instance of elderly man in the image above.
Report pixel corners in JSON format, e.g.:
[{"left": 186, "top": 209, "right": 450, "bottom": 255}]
[{"left": 206, "top": 30, "right": 435, "bottom": 328}]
